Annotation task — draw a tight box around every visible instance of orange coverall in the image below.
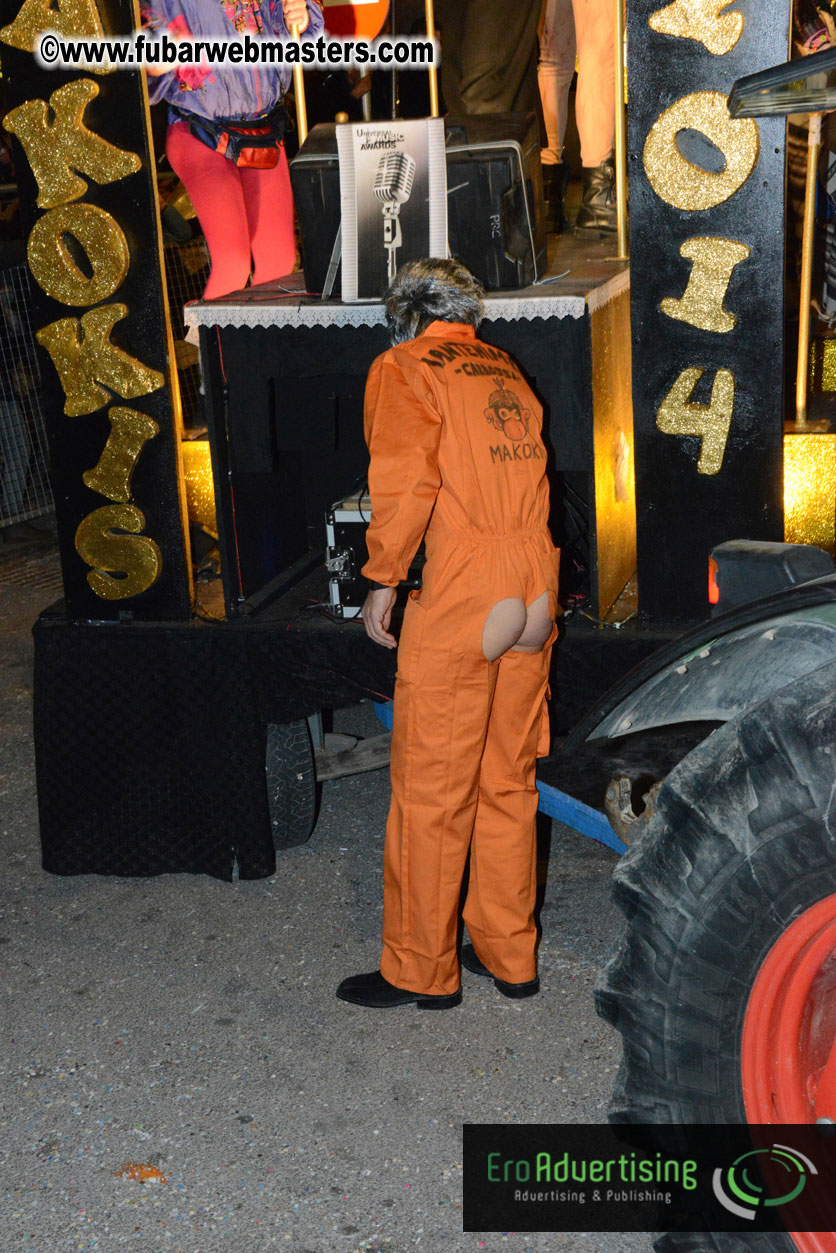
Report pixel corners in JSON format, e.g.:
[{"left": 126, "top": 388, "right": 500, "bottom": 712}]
[{"left": 363, "top": 320, "right": 560, "bottom": 996}]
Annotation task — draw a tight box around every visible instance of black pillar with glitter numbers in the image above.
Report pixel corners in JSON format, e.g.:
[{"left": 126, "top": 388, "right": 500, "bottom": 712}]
[{"left": 627, "top": 1, "right": 791, "bottom": 622}]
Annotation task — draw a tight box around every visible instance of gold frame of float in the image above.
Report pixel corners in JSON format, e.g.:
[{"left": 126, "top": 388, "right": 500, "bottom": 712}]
[{"left": 589, "top": 281, "right": 637, "bottom": 618}]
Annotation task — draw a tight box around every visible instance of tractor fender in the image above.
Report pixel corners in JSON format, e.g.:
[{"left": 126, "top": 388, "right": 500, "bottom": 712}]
[{"left": 567, "top": 582, "right": 836, "bottom": 748}]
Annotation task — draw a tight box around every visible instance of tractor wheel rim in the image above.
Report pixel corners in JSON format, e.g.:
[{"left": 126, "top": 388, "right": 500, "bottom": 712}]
[
  {"left": 741, "top": 894, "right": 836, "bottom": 1253},
  {"left": 742, "top": 892, "right": 836, "bottom": 1126}
]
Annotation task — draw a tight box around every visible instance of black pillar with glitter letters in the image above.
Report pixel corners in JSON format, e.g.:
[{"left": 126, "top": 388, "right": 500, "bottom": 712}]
[
  {"left": 0, "top": 0, "right": 192, "bottom": 621},
  {"left": 627, "top": 0, "right": 791, "bottom": 622}
]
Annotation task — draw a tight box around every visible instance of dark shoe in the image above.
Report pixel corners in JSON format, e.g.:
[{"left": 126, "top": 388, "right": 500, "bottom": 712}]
[
  {"left": 574, "top": 153, "right": 617, "bottom": 240},
  {"left": 460, "top": 944, "right": 539, "bottom": 999},
  {"left": 336, "top": 969, "right": 462, "bottom": 1010},
  {"left": 541, "top": 163, "right": 570, "bottom": 234}
]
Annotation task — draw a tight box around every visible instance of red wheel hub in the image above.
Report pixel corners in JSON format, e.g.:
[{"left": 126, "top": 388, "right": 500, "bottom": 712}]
[{"left": 741, "top": 892, "right": 836, "bottom": 1253}]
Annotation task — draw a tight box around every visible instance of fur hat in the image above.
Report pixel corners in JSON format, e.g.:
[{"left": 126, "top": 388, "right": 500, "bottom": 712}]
[{"left": 385, "top": 258, "right": 485, "bottom": 345}]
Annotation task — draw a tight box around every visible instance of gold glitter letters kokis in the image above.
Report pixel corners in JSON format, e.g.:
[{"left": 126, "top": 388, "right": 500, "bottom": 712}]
[
  {"left": 0, "top": 0, "right": 107, "bottom": 54},
  {"left": 36, "top": 305, "right": 164, "bottom": 417},
  {"left": 27, "top": 204, "right": 131, "bottom": 306},
  {"left": 83, "top": 407, "right": 161, "bottom": 503},
  {"left": 643, "top": 36, "right": 758, "bottom": 474},
  {"left": 4, "top": 81, "right": 140, "bottom": 210},
  {"left": 75, "top": 504, "right": 163, "bottom": 599},
  {"left": 0, "top": 0, "right": 165, "bottom": 600}
]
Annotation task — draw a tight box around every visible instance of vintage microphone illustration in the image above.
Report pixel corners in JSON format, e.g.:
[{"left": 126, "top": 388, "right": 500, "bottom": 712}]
[{"left": 373, "top": 151, "right": 417, "bottom": 282}]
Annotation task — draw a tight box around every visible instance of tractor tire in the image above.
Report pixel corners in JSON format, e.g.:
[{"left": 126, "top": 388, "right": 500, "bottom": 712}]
[
  {"left": 265, "top": 720, "right": 318, "bottom": 849},
  {"left": 595, "top": 660, "right": 836, "bottom": 1253}
]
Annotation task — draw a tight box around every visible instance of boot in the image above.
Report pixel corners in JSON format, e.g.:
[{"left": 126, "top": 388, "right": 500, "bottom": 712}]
[
  {"left": 460, "top": 944, "right": 540, "bottom": 999},
  {"left": 541, "top": 163, "right": 570, "bottom": 234},
  {"left": 336, "top": 969, "right": 462, "bottom": 1009},
  {"left": 574, "top": 152, "right": 617, "bottom": 240}
]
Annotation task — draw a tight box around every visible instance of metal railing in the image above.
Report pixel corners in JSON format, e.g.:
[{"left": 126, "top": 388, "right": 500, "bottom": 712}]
[
  {"left": 163, "top": 237, "right": 210, "bottom": 430},
  {"left": 0, "top": 264, "right": 53, "bottom": 528},
  {"left": 0, "top": 237, "right": 210, "bottom": 533}
]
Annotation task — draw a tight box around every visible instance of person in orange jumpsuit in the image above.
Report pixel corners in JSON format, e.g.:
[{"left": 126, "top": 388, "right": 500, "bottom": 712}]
[{"left": 336, "top": 259, "right": 560, "bottom": 1010}]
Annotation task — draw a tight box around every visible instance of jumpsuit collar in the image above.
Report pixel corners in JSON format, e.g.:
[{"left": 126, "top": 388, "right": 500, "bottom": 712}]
[{"left": 420, "top": 321, "right": 477, "bottom": 339}]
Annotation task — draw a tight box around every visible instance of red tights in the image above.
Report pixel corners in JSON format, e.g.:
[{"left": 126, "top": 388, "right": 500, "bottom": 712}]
[{"left": 166, "top": 120, "right": 296, "bottom": 300}]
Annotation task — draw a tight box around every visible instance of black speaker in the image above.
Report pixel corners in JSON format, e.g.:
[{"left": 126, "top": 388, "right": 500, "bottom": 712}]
[{"left": 290, "top": 113, "right": 546, "bottom": 294}]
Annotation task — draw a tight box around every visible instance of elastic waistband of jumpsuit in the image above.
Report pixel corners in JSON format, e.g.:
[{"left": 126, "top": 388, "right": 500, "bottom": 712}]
[{"left": 439, "top": 527, "right": 550, "bottom": 543}]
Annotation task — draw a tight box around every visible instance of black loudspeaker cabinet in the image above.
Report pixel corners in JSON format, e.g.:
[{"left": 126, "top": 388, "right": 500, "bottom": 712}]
[{"left": 290, "top": 113, "right": 546, "bottom": 294}]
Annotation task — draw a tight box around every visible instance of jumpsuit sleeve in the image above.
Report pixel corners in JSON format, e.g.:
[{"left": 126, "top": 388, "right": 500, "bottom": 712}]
[{"left": 361, "top": 353, "right": 443, "bottom": 587}]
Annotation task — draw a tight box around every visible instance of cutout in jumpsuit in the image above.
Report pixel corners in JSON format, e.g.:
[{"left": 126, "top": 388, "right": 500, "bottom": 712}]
[{"left": 363, "top": 321, "right": 561, "bottom": 998}]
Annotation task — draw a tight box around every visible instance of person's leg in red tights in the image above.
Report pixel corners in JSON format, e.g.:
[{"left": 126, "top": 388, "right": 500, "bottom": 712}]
[
  {"left": 165, "top": 121, "right": 252, "bottom": 299},
  {"left": 239, "top": 143, "right": 296, "bottom": 286}
]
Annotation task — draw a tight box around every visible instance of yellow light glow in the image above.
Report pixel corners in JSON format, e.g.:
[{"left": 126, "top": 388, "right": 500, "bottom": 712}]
[
  {"left": 180, "top": 439, "right": 218, "bottom": 539},
  {"left": 809, "top": 339, "right": 836, "bottom": 393},
  {"left": 784, "top": 432, "right": 836, "bottom": 553}
]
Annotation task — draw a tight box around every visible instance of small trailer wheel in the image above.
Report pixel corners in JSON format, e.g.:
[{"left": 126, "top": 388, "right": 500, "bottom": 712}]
[{"left": 265, "top": 720, "right": 318, "bottom": 849}]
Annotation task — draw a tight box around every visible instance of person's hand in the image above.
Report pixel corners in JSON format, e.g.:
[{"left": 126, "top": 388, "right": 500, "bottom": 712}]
[
  {"left": 142, "top": 12, "right": 190, "bottom": 75},
  {"left": 349, "top": 72, "right": 372, "bottom": 99},
  {"left": 282, "top": 0, "right": 310, "bottom": 34},
  {"left": 362, "top": 586, "right": 397, "bottom": 648}
]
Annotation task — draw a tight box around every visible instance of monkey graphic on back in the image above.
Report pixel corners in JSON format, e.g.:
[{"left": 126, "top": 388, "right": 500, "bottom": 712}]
[{"left": 483, "top": 377, "right": 531, "bottom": 442}]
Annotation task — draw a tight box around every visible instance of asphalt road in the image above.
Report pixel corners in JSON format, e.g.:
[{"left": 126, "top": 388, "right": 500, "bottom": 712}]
[{"left": 0, "top": 550, "right": 653, "bottom": 1253}]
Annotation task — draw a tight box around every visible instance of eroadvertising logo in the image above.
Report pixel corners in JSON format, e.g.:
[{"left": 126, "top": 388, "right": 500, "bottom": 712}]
[
  {"left": 486, "top": 1145, "right": 697, "bottom": 1203},
  {"left": 462, "top": 1124, "right": 836, "bottom": 1235},
  {"left": 712, "top": 1144, "right": 816, "bottom": 1220}
]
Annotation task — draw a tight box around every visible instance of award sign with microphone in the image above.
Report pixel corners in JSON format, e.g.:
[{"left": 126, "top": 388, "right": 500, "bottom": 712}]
[
  {"left": 336, "top": 118, "right": 447, "bottom": 300},
  {"left": 374, "top": 151, "right": 417, "bottom": 283}
]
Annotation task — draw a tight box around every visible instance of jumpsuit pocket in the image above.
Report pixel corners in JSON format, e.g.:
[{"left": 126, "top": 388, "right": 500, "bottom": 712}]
[
  {"left": 537, "top": 686, "right": 552, "bottom": 758},
  {"left": 536, "top": 619, "right": 559, "bottom": 758},
  {"left": 395, "top": 589, "right": 427, "bottom": 685}
]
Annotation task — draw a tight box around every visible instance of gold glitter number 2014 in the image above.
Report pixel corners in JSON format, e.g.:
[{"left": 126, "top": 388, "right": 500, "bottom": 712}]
[
  {"left": 656, "top": 368, "right": 735, "bottom": 476},
  {"left": 644, "top": 90, "right": 759, "bottom": 474},
  {"left": 649, "top": 0, "right": 744, "bottom": 57}
]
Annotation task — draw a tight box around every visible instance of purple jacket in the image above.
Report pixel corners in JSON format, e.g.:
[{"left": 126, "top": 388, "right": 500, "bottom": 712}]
[{"left": 141, "top": 0, "right": 324, "bottom": 122}]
